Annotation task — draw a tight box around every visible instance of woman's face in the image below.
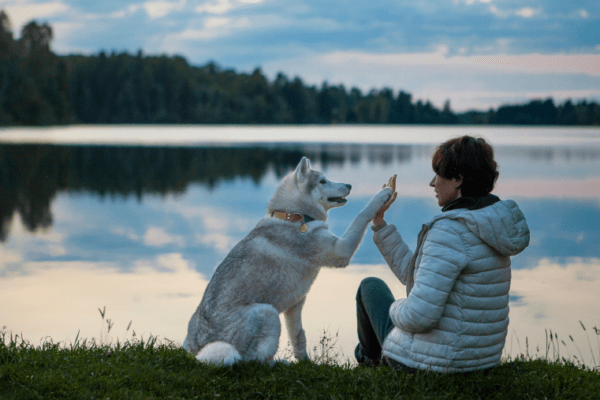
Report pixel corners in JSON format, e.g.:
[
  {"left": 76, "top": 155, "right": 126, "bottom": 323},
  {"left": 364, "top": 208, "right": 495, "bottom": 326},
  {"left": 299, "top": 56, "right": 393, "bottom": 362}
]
[{"left": 430, "top": 174, "right": 462, "bottom": 207}]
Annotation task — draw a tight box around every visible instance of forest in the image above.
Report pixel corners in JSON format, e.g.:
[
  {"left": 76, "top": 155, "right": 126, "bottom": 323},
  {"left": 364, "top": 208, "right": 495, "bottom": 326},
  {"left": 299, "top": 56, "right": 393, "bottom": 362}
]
[{"left": 1, "top": 10, "right": 600, "bottom": 127}]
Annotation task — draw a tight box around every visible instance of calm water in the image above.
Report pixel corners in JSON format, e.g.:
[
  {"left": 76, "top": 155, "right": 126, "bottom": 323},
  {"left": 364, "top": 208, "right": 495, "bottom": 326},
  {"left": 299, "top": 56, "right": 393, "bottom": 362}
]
[{"left": 1, "top": 125, "right": 599, "bottom": 365}]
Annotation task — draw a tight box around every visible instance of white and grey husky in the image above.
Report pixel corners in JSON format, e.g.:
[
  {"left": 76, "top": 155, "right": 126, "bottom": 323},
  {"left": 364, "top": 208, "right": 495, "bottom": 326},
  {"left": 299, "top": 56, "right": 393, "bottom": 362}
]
[{"left": 183, "top": 157, "right": 392, "bottom": 365}]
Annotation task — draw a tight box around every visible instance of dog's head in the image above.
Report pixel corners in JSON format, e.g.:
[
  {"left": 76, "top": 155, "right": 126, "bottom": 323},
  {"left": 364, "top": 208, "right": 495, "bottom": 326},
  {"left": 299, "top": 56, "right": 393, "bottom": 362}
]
[{"left": 267, "top": 157, "right": 351, "bottom": 221}]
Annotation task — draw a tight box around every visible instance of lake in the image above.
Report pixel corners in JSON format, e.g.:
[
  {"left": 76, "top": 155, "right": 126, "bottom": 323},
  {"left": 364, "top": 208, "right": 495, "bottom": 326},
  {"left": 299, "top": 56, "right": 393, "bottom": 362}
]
[{"left": 1, "top": 125, "right": 599, "bottom": 366}]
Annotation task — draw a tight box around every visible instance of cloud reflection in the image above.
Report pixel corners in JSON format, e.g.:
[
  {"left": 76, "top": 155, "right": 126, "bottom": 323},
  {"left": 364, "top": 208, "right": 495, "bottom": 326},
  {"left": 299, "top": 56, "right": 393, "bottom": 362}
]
[
  {"left": 0, "top": 252, "right": 208, "bottom": 346},
  {"left": 143, "top": 227, "right": 185, "bottom": 247},
  {"left": 508, "top": 257, "right": 600, "bottom": 363},
  {"left": 2, "top": 257, "right": 598, "bottom": 366}
]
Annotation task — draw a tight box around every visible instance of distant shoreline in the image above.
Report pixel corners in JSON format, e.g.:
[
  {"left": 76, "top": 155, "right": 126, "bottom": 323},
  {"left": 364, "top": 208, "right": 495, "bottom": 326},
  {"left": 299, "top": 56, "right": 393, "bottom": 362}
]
[{"left": 1, "top": 124, "right": 599, "bottom": 147}]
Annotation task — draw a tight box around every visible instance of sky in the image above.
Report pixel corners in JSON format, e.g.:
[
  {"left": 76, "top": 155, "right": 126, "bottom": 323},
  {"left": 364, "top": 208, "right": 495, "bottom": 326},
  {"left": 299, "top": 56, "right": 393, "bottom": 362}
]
[{"left": 1, "top": 0, "right": 600, "bottom": 112}]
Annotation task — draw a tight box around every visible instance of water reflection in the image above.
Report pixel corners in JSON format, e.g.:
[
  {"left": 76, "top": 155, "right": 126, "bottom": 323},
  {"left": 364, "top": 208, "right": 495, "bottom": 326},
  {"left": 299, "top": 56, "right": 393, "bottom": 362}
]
[
  {"left": 2, "top": 142, "right": 600, "bottom": 241},
  {"left": 0, "top": 143, "right": 421, "bottom": 241},
  {"left": 1, "top": 136, "right": 600, "bottom": 366},
  {"left": 1, "top": 236, "right": 598, "bottom": 365}
]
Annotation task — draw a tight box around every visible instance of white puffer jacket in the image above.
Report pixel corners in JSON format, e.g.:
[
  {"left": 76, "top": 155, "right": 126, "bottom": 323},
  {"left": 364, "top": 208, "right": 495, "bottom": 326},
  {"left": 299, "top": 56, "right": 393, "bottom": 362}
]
[{"left": 375, "top": 199, "right": 530, "bottom": 373}]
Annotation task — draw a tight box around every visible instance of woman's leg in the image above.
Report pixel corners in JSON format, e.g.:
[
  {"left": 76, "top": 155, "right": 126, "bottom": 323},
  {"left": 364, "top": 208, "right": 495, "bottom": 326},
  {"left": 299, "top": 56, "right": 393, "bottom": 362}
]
[{"left": 355, "top": 277, "right": 395, "bottom": 365}]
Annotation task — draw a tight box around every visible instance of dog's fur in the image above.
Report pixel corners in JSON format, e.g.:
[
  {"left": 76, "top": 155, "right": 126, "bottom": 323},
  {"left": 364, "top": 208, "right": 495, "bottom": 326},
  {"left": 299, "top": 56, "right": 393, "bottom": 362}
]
[{"left": 183, "top": 157, "right": 392, "bottom": 365}]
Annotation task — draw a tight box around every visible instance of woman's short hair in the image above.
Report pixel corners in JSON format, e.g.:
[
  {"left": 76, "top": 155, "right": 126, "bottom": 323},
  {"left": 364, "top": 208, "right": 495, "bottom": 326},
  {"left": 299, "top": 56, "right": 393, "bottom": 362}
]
[{"left": 432, "top": 136, "right": 499, "bottom": 197}]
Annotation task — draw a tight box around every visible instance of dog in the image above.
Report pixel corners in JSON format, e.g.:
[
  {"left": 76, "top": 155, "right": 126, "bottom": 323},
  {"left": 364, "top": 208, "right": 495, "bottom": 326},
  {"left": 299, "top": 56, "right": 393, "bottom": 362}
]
[{"left": 183, "top": 157, "right": 392, "bottom": 365}]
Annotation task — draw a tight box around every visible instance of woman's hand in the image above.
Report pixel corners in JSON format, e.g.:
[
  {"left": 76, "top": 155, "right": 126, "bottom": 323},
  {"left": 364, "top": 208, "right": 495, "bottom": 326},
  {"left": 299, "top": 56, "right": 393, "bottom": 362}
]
[{"left": 373, "top": 175, "right": 397, "bottom": 226}]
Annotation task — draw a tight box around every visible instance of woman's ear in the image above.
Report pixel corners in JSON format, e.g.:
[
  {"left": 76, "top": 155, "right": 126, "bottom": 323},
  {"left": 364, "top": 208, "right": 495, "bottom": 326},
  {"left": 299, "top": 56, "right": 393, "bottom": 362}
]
[{"left": 455, "top": 176, "right": 463, "bottom": 190}]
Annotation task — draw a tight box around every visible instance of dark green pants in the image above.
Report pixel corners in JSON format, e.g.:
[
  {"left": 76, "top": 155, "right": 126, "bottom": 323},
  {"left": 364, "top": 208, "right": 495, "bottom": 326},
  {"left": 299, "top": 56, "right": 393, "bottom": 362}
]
[
  {"left": 355, "top": 277, "right": 395, "bottom": 365},
  {"left": 355, "top": 277, "right": 416, "bottom": 373}
]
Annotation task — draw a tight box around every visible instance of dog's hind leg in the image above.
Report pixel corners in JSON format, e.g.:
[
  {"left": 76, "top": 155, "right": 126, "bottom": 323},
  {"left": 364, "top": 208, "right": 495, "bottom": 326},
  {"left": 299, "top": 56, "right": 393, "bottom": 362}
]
[
  {"left": 234, "top": 303, "right": 281, "bottom": 363},
  {"left": 284, "top": 297, "right": 308, "bottom": 361}
]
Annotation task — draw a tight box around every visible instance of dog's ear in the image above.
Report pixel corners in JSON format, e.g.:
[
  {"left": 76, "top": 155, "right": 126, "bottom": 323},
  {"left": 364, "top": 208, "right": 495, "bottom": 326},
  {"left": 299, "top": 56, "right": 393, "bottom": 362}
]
[{"left": 295, "top": 157, "right": 310, "bottom": 183}]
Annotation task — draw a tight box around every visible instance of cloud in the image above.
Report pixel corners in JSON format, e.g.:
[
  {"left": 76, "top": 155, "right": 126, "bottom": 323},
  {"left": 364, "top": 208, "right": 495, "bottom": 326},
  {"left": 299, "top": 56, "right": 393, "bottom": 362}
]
[
  {"left": 261, "top": 49, "right": 600, "bottom": 111},
  {"left": 195, "top": 0, "right": 265, "bottom": 15},
  {"left": 0, "top": 253, "right": 206, "bottom": 344},
  {"left": 195, "top": 0, "right": 233, "bottom": 15},
  {"left": 1, "top": 213, "right": 67, "bottom": 260},
  {"left": 102, "top": 0, "right": 186, "bottom": 20},
  {"left": 315, "top": 50, "right": 600, "bottom": 77},
  {"left": 142, "top": 0, "right": 186, "bottom": 19},
  {"left": 514, "top": 7, "right": 542, "bottom": 19},
  {"left": 3, "top": 1, "right": 69, "bottom": 33},
  {"left": 0, "top": 247, "right": 23, "bottom": 277},
  {"left": 143, "top": 227, "right": 185, "bottom": 247},
  {"left": 488, "top": 5, "right": 510, "bottom": 19},
  {"left": 0, "top": 247, "right": 22, "bottom": 264},
  {"left": 140, "top": 198, "right": 251, "bottom": 253},
  {"left": 110, "top": 226, "right": 139, "bottom": 241},
  {"left": 487, "top": 258, "right": 600, "bottom": 362},
  {"left": 177, "top": 16, "right": 250, "bottom": 40},
  {"left": 175, "top": 13, "right": 344, "bottom": 42},
  {"left": 169, "top": 202, "right": 255, "bottom": 232},
  {"left": 456, "top": 0, "right": 492, "bottom": 5},
  {"left": 197, "top": 232, "right": 233, "bottom": 251},
  {"left": 134, "top": 252, "right": 191, "bottom": 274}
]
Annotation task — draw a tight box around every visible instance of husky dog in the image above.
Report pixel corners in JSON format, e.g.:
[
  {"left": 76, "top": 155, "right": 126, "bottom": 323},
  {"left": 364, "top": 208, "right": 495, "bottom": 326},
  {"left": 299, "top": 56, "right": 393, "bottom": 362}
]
[{"left": 184, "top": 157, "right": 392, "bottom": 365}]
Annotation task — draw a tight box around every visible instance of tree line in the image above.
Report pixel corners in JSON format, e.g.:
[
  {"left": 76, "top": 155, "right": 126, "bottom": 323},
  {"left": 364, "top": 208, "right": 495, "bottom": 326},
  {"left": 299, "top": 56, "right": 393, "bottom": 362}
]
[{"left": 1, "top": 11, "right": 599, "bottom": 126}]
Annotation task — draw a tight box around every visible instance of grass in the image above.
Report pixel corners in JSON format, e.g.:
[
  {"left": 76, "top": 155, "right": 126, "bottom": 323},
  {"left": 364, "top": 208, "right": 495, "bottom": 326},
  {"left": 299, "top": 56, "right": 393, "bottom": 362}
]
[{"left": 1, "top": 311, "right": 599, "bottom": 399}]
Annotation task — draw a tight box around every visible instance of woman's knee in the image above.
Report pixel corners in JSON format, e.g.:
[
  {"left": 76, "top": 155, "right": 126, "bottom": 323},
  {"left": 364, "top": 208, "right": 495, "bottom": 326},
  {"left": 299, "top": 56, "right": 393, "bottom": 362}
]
[{"left": 356, "top": 277, "right": 386, "bottom": 300}]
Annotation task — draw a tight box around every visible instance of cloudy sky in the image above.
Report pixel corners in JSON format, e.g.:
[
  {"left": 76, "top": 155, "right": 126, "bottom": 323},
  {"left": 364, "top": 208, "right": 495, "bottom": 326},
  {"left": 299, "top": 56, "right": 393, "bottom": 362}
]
[{"left": 2, "top": 0, "right": 600, "bottom": 111}]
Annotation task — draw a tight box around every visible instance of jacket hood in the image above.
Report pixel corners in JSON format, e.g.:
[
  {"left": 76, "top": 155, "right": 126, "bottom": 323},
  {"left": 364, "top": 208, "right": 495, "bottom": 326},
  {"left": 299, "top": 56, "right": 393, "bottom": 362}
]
[{"left": 432, "top": 199, "right": 530, "bottom": 257}]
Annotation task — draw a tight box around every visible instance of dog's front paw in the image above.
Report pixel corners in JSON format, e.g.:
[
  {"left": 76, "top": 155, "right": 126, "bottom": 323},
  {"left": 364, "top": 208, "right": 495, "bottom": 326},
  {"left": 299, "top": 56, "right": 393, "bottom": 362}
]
[
  {"left": 360, "top": 188, "right": 393, "bottom": 221},
  {"left": 375, "top": 188, "right": 393, "bottom": 204},
  {"left": 294, "top": 349, "right": 309, "bottom": 361}
]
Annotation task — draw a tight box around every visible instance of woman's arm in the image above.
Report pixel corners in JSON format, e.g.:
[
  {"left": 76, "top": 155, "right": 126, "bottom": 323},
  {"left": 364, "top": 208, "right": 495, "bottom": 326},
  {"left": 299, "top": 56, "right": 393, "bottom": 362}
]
[
  {"left": 388, "top": 221, "right": 467, "bottom": 333},
  {"left": 371, "top": 174, "right": 414, "bottom": 283},
  {"left": 373, "top": 224, "right": 413, "bottom": 285}
]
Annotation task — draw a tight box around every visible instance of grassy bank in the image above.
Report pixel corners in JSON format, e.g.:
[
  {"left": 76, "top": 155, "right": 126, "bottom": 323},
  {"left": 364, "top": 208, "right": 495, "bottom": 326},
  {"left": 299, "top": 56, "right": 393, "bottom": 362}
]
[{"left": 1, "top": 332, "right": 599, "bottom": 400}]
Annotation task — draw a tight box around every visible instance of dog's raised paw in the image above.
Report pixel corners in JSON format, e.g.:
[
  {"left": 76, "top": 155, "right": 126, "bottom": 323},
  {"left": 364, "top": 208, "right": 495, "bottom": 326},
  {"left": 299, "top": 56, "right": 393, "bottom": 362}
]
[
  {"left": 375, "top": 188, "right": 393, "bottom": 205},
  {"left": 362, "top": 188, "right": 393, "bottom": 220}
]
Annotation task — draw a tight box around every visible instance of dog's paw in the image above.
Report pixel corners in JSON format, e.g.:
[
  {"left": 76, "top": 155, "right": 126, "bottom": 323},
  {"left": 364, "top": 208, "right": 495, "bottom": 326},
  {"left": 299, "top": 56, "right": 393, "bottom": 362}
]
[
  {"left": 377, "top": 187, "right": 393, "bottom": 203},
  {"left": 291, "top": 330, "right": 308, "bottom": 361},
  {"left": 369, "top": 188, "right": 393, "bottom": 208},
  {"left": 270, "top": 358, "right": 292, "bottom": 367},
  {"left": 294, "top": 350, "right": 309, "bottom": 361},
  {"left": 361, "top": 188, "right": 393, "bottom": 220}
]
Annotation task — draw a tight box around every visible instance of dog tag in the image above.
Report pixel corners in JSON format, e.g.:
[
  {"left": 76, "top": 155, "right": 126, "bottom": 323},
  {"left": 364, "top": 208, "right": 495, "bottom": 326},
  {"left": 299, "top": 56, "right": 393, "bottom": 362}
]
[{"left": 299, "top": 224, "right": 308, "bottom": 233}]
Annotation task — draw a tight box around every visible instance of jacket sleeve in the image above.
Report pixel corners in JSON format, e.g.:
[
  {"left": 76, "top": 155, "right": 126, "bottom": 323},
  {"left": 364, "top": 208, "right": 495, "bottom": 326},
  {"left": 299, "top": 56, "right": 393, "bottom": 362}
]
[
  {"left": 388, "top": 221, "right": 467, "bottom": 333},
  {"left": 372, "top": 223, "right": 413, "bottom": 285}
]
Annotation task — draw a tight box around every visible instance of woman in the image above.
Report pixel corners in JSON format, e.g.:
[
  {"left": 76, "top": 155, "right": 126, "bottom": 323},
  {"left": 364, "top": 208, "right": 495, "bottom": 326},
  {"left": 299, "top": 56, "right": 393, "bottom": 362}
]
[{"left": 356, "top": 136, "right": 530, "bottom": 373}]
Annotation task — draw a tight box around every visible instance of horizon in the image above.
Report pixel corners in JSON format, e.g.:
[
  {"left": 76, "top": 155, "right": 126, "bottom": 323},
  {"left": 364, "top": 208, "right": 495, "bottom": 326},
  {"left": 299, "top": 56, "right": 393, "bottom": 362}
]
[{"left": 1, "top": 1, "right": 600, "bottom": 112}]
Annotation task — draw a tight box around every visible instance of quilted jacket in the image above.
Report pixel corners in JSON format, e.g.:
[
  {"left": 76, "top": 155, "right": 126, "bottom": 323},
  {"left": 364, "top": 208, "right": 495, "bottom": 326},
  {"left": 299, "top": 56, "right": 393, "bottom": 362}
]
[{"left": 374, "top": 199, "right": 530, "bottom": 373}]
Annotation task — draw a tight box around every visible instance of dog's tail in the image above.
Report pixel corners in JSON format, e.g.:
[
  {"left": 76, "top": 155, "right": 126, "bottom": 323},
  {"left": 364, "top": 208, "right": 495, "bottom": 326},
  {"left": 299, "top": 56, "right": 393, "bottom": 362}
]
[{"left": 196, "top": 341, "right": 242, "bottom": 366}]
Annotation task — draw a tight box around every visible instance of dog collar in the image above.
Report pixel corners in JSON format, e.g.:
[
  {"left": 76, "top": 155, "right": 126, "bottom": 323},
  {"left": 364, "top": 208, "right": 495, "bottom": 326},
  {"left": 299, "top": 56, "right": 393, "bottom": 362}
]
[
  {"left": 271, "top": 211, "right": 314, "bottom": 233},
  {"left": 271, "top": 211, "right": 314, "bottom": 223}
]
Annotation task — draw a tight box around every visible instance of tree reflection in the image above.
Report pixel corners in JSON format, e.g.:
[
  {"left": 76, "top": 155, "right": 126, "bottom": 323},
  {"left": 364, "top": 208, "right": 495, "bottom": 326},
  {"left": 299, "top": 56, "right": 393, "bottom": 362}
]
[{"left": 0, "top": 143, "right": 410, "bottom": 241}]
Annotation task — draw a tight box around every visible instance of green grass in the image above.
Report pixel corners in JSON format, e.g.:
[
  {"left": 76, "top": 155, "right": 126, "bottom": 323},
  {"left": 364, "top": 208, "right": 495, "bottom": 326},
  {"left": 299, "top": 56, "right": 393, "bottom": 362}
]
[
  {"left": 2, "top": 309, "right": 599, "bottom": 399},
  {"left": 2, "top": 331, "right": 600, "bottom": 400}
]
